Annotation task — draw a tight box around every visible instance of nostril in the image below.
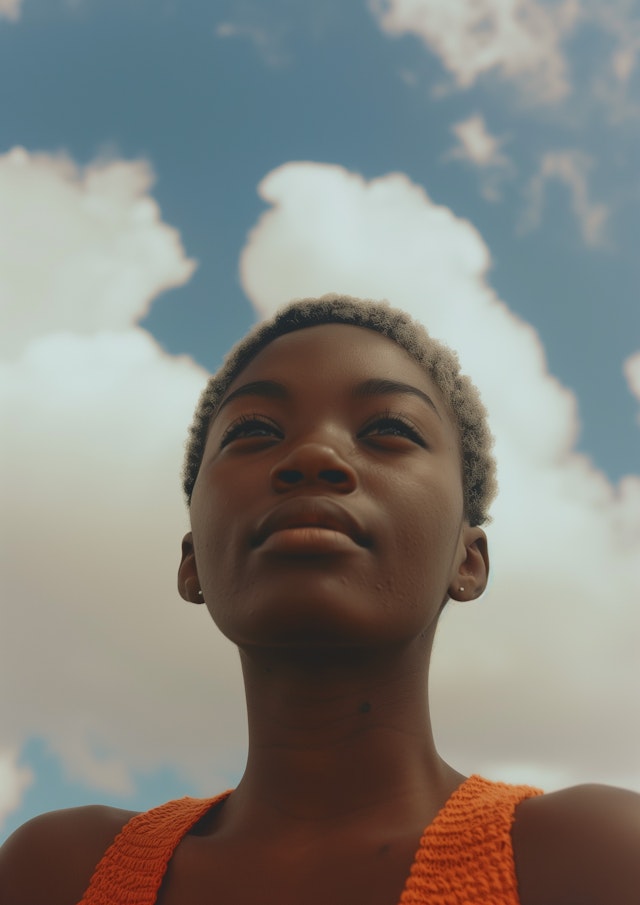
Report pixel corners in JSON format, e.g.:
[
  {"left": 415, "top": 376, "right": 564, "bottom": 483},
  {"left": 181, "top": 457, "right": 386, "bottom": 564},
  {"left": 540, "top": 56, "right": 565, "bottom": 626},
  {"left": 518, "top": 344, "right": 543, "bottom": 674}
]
[
  {"left": 271, "top": 447, "right": 357, "bottom": 492},
  {"left": 319, "top": 469, "right": 349, "bottom": 484},
  {"left": 279, "top": 469, "right": 303, "bottom": 485}
]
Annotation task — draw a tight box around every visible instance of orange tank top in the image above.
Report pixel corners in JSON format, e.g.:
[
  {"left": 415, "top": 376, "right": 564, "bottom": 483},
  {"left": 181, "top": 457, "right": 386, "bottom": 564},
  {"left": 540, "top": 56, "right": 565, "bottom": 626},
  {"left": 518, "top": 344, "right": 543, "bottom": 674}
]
[{"left": 77, "top": 774, "right": 543, "bottom": 905}]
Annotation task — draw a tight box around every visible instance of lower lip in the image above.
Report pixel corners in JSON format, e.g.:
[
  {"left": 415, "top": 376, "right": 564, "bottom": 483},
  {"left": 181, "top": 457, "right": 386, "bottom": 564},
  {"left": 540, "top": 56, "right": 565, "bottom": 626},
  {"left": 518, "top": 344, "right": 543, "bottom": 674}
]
[{"left": 259, "top": 527, "right": 362, "bottom": 555}]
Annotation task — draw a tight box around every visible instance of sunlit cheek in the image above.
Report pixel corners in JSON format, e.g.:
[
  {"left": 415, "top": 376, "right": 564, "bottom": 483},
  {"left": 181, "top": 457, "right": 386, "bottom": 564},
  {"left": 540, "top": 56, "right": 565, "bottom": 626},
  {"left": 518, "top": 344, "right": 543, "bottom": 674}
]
[{"left": 394, "top": 488, "right": 461, "bottom": 570}]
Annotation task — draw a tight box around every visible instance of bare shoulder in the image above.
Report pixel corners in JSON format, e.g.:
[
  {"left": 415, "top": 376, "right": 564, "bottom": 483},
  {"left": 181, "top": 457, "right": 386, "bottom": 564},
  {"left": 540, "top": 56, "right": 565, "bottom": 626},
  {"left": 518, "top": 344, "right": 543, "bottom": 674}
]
[
  {"left": 512, "top": 782, "right": 640, "bottom": 905},
  {"left": 0, "top": 803, "right": 138, "bottom": 905}
]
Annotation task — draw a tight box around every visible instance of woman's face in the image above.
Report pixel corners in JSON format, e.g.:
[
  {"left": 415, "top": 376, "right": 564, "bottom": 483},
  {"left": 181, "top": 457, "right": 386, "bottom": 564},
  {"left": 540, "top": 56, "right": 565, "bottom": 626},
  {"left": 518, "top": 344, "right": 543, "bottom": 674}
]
[{"left": 182, "top": 324, "right": 487, "bottom": 651}]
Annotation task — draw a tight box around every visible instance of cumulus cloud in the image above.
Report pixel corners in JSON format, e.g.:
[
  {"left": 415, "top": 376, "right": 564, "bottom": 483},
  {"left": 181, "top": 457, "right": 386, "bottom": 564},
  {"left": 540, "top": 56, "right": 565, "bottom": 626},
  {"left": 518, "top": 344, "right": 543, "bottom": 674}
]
[
  {"left": 520, "top": 150, "right": 609, "bottom": 246},
  {"left": 0, "top": 148, "right": 246, "bottom": 828},
  {"left": 0, "top": 0, "right": 22, "bottom": 21},
  {"left": 369, "top": 0, "right": 579, "bottom": 103},
  {"left": 0, "top": 751, "right": 33, "bottom": 829},
  {"left": 1, "top": 329, "right": 244, "bottom": 796},
  {"left": 0, "top": 148, "right": 196, "bottom": 359},
  {"left": 240, "top": 161, "right": 640, "bottom": 791}
]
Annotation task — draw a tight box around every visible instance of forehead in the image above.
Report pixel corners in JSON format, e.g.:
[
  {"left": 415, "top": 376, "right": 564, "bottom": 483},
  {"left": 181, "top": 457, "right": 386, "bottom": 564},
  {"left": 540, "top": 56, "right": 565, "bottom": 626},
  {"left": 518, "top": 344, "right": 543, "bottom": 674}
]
[{"left": 227, "top": 323, "right": 433, "bottom": 393}]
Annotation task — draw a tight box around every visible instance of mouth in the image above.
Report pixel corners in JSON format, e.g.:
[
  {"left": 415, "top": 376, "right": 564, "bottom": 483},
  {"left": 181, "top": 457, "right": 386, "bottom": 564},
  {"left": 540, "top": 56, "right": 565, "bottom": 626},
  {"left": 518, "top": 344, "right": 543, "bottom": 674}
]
[{"left": 253, "top": 497, "right": 370, "bottom": 550}]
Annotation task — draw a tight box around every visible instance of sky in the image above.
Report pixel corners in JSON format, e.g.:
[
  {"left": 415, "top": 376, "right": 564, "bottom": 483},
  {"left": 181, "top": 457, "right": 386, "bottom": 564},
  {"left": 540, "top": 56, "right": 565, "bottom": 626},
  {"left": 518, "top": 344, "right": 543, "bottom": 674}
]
[{"left": 1, "top": 0, "right": 639, "bottom": 843}]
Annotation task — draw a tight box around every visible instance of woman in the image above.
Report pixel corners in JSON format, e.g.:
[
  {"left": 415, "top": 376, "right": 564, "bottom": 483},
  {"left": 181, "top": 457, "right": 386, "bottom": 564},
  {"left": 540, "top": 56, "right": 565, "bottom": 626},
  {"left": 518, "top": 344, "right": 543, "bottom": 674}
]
[{"left": 1, "top": 294, "right": 639, "bottom": 905}]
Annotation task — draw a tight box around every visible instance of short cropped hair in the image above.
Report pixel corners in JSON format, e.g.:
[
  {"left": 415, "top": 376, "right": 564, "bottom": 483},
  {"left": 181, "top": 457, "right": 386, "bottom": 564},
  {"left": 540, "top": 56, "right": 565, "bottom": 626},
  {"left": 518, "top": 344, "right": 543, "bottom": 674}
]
[{"left": 182, "top": 294, "right": 497, "bottom": 525}]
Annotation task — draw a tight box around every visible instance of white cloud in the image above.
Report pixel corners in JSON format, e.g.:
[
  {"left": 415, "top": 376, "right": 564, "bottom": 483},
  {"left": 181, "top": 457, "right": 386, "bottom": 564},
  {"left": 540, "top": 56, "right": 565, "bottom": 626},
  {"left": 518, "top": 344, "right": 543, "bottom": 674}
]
[
  {"left": 0, "top": 148, "right": 196, "bottom": 359},
  {"left": 240, "top": 161, "right": 640, "bottom": 791},
  {"left": 0, "top": 149, "right": 246, "bottom": 824},
  {"left": 372, "top": 0, "right": 640, "bottom": 121},
  {"left": 0, "top": 0, "right": 22, "bottom": 21},
  {"left": 624, "top": 352, "right": 640, "bottom": 425},
  {"left": 520, "top": 150, "right": 609, "bottom": 246},
  {"left": 446, "top": 114, "right": 513, "bottom": 200},
  {"left": 612, "top": 43, "right": 638, "bottom": 83},
  {"left": 583, "top": 0, "right": 640, "bottom": 121},
  {"left": 369, "top": 0, "right": 580, "bottom": 103},
  {"left": 1, "top": 329, "right": 245, "bottom": 798},
  {"left": 0, "top": 750, "right": 33, "bottom": 828},
  {"left": 448, "top": 114, "right": 510, "bottom": 168}
]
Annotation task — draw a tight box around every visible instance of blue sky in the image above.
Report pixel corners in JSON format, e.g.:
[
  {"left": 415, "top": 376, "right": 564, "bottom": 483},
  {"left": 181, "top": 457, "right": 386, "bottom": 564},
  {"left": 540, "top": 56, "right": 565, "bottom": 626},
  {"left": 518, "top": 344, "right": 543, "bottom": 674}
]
[{"left": 1, "top": 0, "right": 639, "bottom": 842}]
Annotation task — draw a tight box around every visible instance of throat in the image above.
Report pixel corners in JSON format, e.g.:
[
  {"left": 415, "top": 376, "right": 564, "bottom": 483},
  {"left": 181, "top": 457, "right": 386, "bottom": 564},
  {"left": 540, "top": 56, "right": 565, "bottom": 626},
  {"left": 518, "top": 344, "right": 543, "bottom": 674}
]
[
  {"left": 162, "top": 822, "right": 427, "bottom": 905},
  {"left": 233, "top": 640, "right": 450, "bottom": 828}
]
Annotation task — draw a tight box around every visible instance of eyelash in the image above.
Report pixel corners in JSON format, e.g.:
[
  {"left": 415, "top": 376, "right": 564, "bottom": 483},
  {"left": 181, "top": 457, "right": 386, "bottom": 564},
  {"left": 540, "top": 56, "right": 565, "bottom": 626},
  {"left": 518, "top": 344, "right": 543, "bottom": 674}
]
[
  {"left": 219, "top": 411, "right": 426, "bottom": 449},
  {"left": 220, "top": 414, "right": 283, "bottom": 448},
  {"left": 359, "top": 411, "right": 427, "bottom": 448}
]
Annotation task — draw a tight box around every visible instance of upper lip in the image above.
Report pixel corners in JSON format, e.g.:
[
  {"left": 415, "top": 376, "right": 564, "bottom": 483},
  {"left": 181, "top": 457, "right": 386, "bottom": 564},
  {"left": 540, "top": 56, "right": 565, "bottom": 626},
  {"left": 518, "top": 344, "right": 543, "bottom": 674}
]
[{"left": 253, "top": 497, "right": 370, "bottom": 548}]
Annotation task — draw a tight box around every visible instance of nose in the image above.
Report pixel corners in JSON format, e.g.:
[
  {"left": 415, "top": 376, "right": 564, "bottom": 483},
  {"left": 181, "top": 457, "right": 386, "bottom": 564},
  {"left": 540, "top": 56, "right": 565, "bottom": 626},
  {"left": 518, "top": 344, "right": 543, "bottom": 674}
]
[{"left": 270, "top": 441, "right": 357, "bottom": 494}]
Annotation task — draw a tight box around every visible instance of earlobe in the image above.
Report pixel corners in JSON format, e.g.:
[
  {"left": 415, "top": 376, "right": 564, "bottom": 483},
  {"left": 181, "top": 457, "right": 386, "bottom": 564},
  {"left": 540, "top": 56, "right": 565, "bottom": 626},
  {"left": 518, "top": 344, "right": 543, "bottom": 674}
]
[
  {"left": 448, "top": 526, "right": 489, "bottom": 602},
  {"left": 177, "top": 532, "right": 205, "bottom": 604}
]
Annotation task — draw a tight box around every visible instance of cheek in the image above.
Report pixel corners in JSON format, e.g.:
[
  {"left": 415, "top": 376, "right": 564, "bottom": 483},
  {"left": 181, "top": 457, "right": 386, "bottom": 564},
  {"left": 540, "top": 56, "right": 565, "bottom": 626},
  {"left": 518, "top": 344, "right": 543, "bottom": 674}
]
[
  {"left": 190, "top": 483, "right": 239, "bottom": 586},
  {"left": 386, "top": 473, "right": 463, "bottom": 576}
]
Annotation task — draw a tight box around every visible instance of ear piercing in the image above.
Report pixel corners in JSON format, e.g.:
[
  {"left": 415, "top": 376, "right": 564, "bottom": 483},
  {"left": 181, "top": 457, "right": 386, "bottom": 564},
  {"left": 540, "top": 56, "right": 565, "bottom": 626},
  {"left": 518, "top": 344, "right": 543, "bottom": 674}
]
[
  {"left": 197, "top": 589, "right": 203, "bottom": 598},
  {"left": 459, "top": 586, "right": 465, "bottom": 592}
]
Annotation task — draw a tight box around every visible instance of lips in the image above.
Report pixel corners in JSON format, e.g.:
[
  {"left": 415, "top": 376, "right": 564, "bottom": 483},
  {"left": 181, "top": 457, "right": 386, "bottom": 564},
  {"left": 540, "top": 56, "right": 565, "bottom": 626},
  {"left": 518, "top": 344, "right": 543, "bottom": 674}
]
[{"left": 253, "top": 497, "right": 370, "bottom": 549}]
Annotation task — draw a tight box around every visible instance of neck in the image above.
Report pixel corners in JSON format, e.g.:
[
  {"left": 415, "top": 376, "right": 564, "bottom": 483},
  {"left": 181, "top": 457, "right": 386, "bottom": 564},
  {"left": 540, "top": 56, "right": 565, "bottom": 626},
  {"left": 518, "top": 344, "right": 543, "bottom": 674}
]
[{"left": 222, "top": 640, "right": 463, "bottom": 835}]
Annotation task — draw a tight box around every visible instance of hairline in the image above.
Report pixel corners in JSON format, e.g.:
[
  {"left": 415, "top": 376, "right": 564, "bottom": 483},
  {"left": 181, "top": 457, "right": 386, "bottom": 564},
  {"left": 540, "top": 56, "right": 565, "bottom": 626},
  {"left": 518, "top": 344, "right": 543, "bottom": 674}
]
[{"left": 182, "top": 295, "right": 497, "bottom": 525}]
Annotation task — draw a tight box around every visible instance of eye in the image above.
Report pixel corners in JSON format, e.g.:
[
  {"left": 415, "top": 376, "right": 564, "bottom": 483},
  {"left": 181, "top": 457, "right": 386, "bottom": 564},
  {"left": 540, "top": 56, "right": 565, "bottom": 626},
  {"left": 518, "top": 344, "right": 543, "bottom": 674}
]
[
  {"left": 359, "top": 412, "right": 427, "bottom": 448},
  {"left": 220, "top": 414, "right": 283, "bottom": 449}
]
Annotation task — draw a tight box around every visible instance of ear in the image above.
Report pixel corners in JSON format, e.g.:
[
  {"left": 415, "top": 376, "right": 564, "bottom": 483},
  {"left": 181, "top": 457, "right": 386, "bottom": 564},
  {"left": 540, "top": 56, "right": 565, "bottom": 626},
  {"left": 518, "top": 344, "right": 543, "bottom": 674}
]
[
  {"left": 177, "top": 532, "right": 205, "bottom": 604},
  {"left": 448, "top": 526, "right": 489, "bottom": 602}
]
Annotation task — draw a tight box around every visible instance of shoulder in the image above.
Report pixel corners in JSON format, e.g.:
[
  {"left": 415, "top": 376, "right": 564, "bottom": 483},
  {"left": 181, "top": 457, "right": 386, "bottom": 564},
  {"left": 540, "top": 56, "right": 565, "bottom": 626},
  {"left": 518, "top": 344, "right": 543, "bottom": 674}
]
[
  {"left": 512, "top": 782, "right": 640, "bottom": 905},
  {"left": 0, "top": 803, "right": 138, "bottom": 905}
]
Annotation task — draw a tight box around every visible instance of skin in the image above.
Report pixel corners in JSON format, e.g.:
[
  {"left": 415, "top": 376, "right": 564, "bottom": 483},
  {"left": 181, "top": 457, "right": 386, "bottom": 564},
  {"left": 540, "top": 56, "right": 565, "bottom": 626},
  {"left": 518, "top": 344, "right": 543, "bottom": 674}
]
[{"left": 1, "top": 324, "right": 639, "bottom": 905}]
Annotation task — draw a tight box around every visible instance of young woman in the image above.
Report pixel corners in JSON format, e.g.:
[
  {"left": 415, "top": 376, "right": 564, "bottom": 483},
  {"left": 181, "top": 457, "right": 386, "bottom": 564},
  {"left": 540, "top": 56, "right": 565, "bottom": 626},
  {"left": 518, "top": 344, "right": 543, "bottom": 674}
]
[{"left": 1, "top": 295, "right": 639, "bottom": 905}]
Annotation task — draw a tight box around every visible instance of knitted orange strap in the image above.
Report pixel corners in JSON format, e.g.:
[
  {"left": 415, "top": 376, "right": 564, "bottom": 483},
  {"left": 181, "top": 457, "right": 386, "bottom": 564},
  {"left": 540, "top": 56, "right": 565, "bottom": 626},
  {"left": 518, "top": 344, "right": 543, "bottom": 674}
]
[
  {"left": 398, "top": 775, "right": 543, "bottom": 905},
  {"left": 77, "top": 776, "right": 542, "bottom": 905},
  {"left": 76, "top": 792, "right": 230, "bottom": 905}
]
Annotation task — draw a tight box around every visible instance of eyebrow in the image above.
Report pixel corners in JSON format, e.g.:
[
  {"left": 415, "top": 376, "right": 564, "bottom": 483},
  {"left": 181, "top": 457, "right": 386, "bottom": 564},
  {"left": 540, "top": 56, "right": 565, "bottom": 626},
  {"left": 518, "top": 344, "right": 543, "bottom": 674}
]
[
  {"left": 352, "top": 378, "right": 441, "bottom": 419},
  {"left": 217, "top": 377, "right": 441, "bottom": 419},
  {"left": 216, "top": 380, "right": 288, "bottom": 414}
]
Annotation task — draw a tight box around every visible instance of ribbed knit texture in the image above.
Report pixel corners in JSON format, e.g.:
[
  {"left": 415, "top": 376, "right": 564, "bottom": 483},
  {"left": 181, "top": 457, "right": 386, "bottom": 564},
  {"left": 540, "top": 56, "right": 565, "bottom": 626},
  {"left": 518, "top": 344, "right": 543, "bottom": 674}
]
[
  {"left": 76, "top": 791, "right": 231, "bottom": 905},
  {"left": 398, "top": 775, "right": 542, "bottom": 904},
  {"left": 77, "top": 775, "right": 542, "bottom": 905}
]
